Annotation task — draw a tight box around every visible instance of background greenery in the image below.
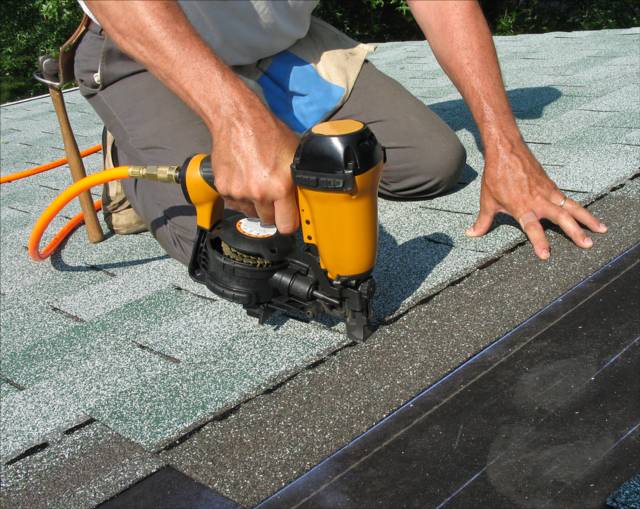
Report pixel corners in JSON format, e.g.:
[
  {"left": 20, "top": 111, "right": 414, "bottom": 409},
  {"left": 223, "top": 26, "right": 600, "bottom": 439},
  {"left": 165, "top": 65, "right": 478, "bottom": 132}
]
[{"left": 1, "top": 0, "right": 638, "bottom": 104}]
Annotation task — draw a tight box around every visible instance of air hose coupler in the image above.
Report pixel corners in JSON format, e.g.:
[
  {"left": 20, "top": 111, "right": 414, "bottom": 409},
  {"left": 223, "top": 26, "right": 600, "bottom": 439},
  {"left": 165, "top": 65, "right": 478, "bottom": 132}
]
[{"left": 128, "top": 165, "right": 181, "bottom": 183}]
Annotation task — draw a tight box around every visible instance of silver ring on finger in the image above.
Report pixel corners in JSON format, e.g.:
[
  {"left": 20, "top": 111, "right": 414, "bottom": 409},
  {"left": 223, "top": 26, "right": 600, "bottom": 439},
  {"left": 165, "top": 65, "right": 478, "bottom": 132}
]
[{"left": 558, "top": 196, "right": 567, "bottom": 208}]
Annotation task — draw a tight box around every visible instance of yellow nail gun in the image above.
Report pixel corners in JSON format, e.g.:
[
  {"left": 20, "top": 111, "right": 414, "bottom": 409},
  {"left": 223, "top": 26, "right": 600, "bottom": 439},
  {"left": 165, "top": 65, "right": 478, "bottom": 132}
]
[{"left": 177, "top": 119, "right": 385, "bottom": 341}]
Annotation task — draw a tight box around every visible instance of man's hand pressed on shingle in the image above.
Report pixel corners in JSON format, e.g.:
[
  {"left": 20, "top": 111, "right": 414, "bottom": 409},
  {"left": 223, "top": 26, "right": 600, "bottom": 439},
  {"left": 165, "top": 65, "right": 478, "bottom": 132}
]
[{"left": 465, "top": 137, "right": 608, "bottom": 260}]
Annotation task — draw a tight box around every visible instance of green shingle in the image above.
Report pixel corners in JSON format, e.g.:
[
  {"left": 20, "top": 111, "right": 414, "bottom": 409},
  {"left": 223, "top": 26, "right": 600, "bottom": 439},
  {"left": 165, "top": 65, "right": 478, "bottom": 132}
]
[
  {"left": 0, "top": 293, "right": 80, "bottom": 358},
  {"left": 88, "top": 362, "right": 261, "bottom": 450},
  {"left": 0, "top": 231, "right": 112, "bottom": 302},
  {"left": 1, "top": 287, "right": 202, "bottom": 386},
  {"left": 1, "top": 340, "right": 177, "bottom": 460}
]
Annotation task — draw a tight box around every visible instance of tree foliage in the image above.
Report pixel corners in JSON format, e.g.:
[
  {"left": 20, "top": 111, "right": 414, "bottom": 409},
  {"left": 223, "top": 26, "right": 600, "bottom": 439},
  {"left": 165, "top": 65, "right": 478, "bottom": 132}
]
[
  {"left": 482, "top": 0, "right": 640, "bottom": 35},
  {"left": 0, "top": 0, "right": 82, "bottom": 103},
  {"left": 315, "top": 0, "right": 640, "bottom": 40},
  {"left": 314, "top": 0, "right": 422, "bottom": 42},
  {"left": 1, "top": 0, "right": 638, "bottom": 103}
]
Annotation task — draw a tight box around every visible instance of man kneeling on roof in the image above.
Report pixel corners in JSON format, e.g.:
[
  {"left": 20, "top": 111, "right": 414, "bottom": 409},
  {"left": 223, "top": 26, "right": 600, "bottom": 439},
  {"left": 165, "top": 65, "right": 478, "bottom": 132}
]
[{"left": 74, "top": 0, "right": 607, "bottom": 264}]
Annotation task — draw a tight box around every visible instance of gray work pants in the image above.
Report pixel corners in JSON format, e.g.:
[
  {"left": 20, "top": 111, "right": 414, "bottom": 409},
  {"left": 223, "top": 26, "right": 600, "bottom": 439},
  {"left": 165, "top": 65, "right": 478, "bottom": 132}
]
[{"left": 75, "top": 23, "right": 466, "bottom": 265}]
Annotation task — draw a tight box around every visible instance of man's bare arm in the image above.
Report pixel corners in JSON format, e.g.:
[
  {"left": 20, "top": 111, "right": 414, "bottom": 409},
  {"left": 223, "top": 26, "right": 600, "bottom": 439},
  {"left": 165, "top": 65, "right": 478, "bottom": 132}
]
[
  {"left": 86, "top": 0, "right": 299, "bottom": 233},
  {"left": 408, "top": 0, "right": 607, "bottom": 259}
]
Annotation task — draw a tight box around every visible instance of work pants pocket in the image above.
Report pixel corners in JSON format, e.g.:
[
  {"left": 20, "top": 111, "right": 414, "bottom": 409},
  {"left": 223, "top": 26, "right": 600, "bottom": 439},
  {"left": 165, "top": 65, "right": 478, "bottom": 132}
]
[{"left": 74, "top": 23, "right": 146, "bottom": 97}]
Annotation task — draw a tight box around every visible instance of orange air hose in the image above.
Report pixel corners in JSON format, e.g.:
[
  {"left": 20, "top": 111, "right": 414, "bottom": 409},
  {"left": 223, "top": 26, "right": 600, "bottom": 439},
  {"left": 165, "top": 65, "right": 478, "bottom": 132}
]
[
  {"left": 0, "top": 144, "right": 102, "bottom": 184},
  {"left": 28, "top": 167, "right": 129, "bottom": 261}
]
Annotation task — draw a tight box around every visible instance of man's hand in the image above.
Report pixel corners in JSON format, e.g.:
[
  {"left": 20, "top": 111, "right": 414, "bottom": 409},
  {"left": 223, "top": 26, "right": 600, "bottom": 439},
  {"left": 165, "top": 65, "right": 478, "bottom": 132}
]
[
  {"left": 210, "top": 95, "right": 300, "bottom": 232},
  {"left": 466, "top": 138, "right": 607, "bottom": 260},
  {"left": 408, "top": 0, "right": 609, "bottom": 258}
]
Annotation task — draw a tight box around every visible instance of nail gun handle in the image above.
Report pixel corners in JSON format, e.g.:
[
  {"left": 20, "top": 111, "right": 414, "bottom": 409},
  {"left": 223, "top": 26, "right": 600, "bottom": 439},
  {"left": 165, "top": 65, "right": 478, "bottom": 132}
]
[{"left": 180, "top": 154, "right": 224, "bottom": 231}]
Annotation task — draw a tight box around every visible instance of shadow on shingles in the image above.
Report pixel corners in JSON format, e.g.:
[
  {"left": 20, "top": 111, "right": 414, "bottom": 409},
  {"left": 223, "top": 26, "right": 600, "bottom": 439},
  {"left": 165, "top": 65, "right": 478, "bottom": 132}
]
[
  {"left": 476, "top": 212, "right": 524, "bottom": 238},
  {"left": 430, "top": 86, "right": 563, "bottom": 152},
  {"left": 460, "top": 163, "right": 479, "bottom": 184},
  {"left": 50, "top": 247, "right": 169, "bottom": 273},
  {"left": 465, "top": 206, "right": 578, "bottom": 241},
  {"left": 264, "top": 309, "right": 343, "bottom": 331},
  {"left": 244, "top": 226, "right": 454, "bottom": 330},
  {"left": 494, "top": 212, "right": 520, "bottom": 229},
  {"left": 374, "top": 226, "right": 453, "bottom": 321}
]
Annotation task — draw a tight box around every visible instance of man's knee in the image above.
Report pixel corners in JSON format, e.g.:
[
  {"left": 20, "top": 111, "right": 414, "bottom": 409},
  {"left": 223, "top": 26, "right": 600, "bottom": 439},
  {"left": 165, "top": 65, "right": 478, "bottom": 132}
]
[
  {"left": 434, "top": 133, "right": 467, "bottom": 193},
  {"left": 379, "top": 131, "right": 466, "bottom": 200}
]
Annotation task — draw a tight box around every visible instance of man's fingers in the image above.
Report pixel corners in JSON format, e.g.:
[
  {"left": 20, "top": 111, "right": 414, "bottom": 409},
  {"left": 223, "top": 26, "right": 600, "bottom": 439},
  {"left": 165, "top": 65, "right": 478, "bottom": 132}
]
[
  {"left": 465, "top": 207, "right": 494, "bottom": 237},
  {"left": 544, "top": 204, "right": 593, "bottom": 249},
  {"left": 226, "top": 199, "right": 257, "bottom": 219},
  {"left": 563, "top": 198, "right": 608, "bottom": 233},
  {"left": 519, "top": 211, "right": 550, "bottom": 260},
  {"left": 254, "top": 202, "right": 276, "bottom": 226},
  {"left": 274, "top": 195, "right": 300, "bottom": 235}
]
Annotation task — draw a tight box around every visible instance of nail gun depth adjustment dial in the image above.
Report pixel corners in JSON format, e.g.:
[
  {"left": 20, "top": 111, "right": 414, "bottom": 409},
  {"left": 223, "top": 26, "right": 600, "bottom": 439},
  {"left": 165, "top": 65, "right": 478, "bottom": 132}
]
[{"left": 236, "top": 218, "right": 278, "bottom": 238}]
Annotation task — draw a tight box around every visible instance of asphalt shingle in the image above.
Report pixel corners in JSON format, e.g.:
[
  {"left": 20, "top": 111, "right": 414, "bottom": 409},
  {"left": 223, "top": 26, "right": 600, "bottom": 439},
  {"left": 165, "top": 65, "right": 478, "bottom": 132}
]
[
  {"left": 0, "top": 422, "right": 164, "bottom": 509},
  {"left": 0, "top": 384, "right": 89, "bottom": 463}
]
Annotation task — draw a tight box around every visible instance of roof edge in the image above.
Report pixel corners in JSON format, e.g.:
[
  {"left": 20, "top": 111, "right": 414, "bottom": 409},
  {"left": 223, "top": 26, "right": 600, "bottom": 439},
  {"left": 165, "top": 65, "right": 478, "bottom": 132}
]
[{"left": 1, "top": 87, "right": 80, "bottom": 109}]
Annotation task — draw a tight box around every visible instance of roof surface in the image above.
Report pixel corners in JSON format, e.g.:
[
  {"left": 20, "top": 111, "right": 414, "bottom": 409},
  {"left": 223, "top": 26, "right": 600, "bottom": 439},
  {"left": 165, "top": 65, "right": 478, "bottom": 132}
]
[{"left": 1, "top": 28, "right": 639, "bottom": 507}]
